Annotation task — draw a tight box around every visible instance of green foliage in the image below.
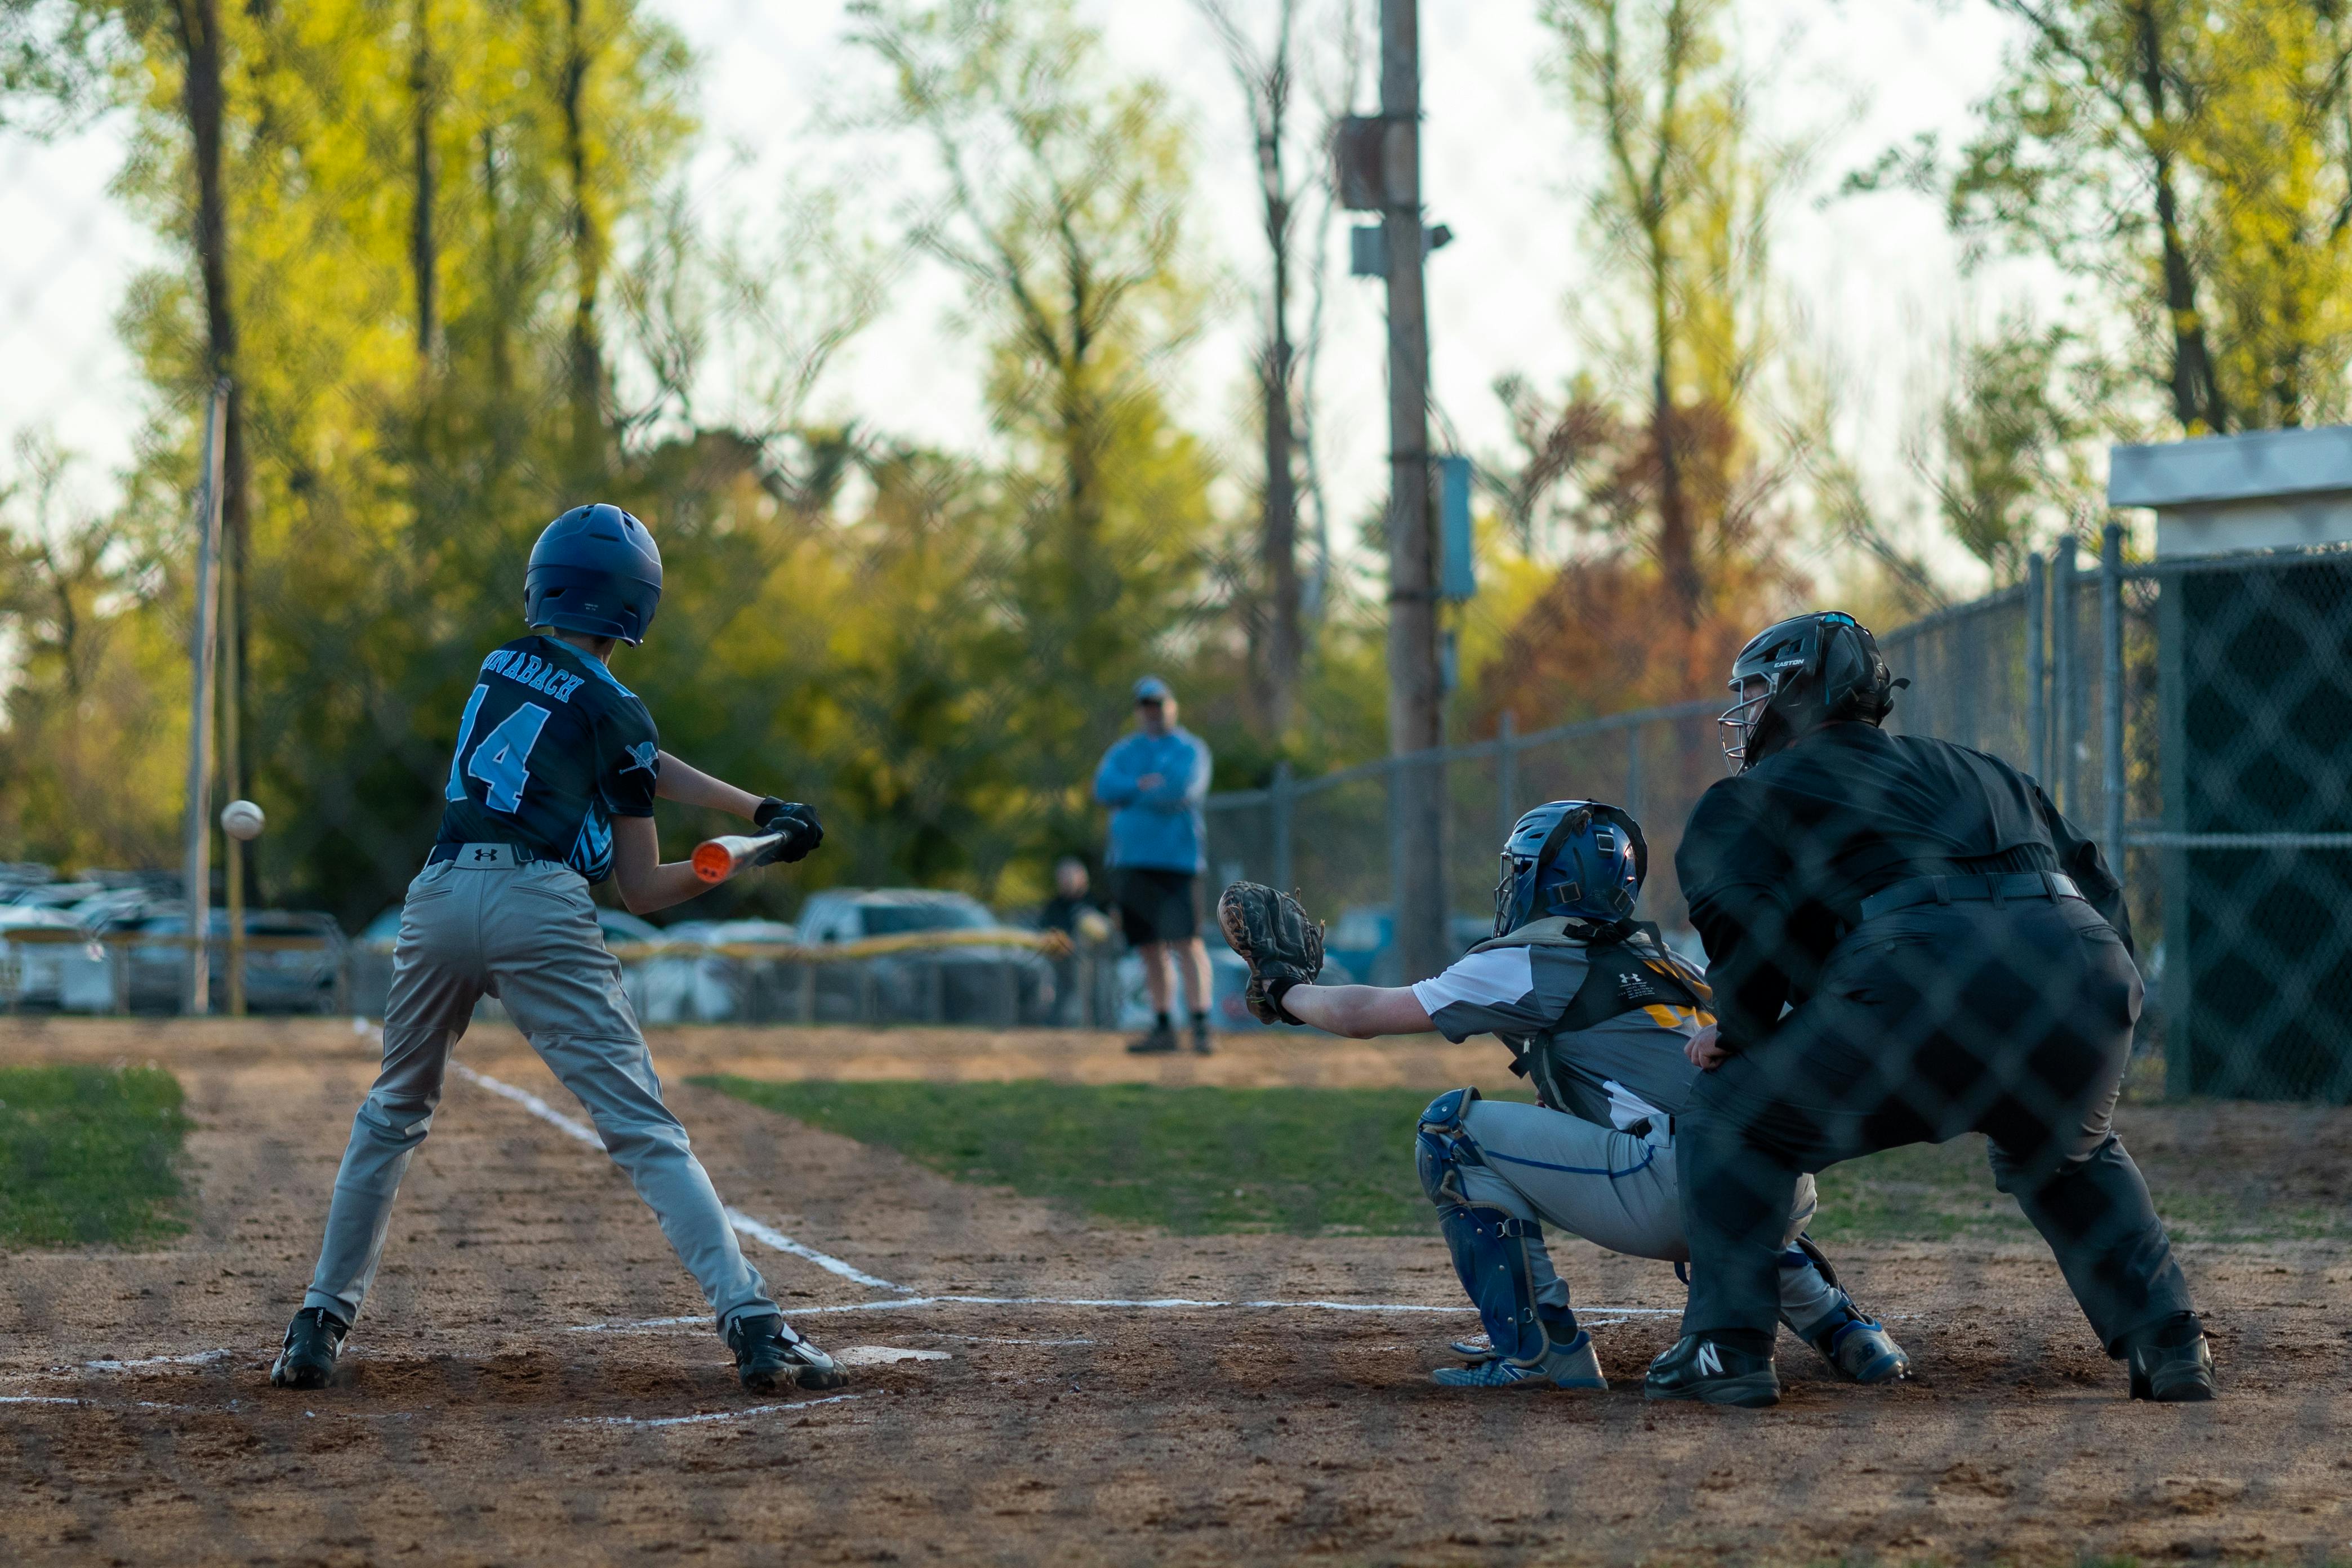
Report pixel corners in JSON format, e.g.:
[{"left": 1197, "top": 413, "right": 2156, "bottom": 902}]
[
  {"left": 1918, "top": 314, "right": 2119, "bottom": 583},
  {"left": 1949, "top": 1, "right": 2352, "bottom": 435},
  {"left": 0, "top": 1064, "right": 191, "bottom": 1248},
  {"left": 0, "top": 433, "right": 187, "bottom": 868}
]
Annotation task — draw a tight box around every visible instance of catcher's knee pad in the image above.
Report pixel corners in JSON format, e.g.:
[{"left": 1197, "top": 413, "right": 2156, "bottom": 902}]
[
  {"left": 1436, "top": 1201, "right": 1571, "bottom": 1369},
  {"left": 1415, "top": 1087, "right": 1485, "bottom": 1208}
]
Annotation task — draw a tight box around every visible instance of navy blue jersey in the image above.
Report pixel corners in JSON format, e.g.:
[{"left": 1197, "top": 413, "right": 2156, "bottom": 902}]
[{"left": 434, "top": 636, "right": 660, "bottom": 880}]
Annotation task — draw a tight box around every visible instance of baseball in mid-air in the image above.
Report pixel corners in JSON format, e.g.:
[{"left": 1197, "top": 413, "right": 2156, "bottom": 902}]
[{"left": 219, "top": 799, "right": 266, "bottom": 841}]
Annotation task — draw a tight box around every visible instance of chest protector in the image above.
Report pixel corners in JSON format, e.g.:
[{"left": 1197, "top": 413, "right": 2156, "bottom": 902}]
[{"left": 1470, "top": 919, "right": 1713, "bottom": 1109}]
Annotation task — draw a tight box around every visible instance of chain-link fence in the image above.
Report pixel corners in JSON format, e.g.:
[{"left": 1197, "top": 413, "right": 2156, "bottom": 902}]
[{"left": 1207, "top": 535, "right": 2352, "bottom": 1104}]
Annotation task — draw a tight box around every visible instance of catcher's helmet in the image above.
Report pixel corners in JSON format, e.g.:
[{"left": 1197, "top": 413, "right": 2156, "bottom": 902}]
[
  {"left": 1718, "top": 611, "right": 1903, "bottom": 773},
  {"left": 524, "top": 504, "right": 663, "bottom": 646},
  {"left": 1493, "top": 800, "right": 1648, "bottom": 939}
]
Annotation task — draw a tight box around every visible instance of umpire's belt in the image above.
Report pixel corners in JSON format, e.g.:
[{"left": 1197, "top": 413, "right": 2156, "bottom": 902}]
[
  {"left": 1860, "top": 871, "right": 2082, "bottom": 923},
  {"left": 428, "top": 842, "right": 540, "bottom": 871}
]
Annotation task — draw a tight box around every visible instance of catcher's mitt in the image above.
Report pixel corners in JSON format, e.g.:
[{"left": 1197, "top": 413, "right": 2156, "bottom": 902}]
[{"left": 1217, "top": 881, "right": 1325, "bottom": 1025}]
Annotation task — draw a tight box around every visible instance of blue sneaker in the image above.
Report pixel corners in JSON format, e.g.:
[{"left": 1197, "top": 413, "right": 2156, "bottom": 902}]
[
  {"left": 1818, "top": 1315, "right": 1912, "bottom": 1384},
  {"left": 1432, "top": 1330, "right": 1606, "bottom": 1390}
]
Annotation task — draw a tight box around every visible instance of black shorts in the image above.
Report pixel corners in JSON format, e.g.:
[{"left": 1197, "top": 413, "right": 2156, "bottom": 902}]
[{"left": 1111, "top": 867, "right": 1198, "bottom": 946}]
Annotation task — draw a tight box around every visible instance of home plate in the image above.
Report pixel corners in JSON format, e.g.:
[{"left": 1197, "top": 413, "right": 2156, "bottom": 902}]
[{"left": 832, "top": 1346, "right": 952, "bottom": 1367}]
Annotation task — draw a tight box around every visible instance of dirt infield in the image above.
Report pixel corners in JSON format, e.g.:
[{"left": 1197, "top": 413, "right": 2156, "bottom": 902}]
[{"left": 2, "top": 1019, "right": 2347, "bottom": 1566}]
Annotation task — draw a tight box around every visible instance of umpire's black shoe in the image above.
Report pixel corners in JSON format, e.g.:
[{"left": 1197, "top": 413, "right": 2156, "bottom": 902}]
[
  {"left": 728, "top": 1313, "right": 847, "bottom": 1393},
  {"left": 2127, "top": 1319, "right": 2217, "bottom": 1402},
  {"left": 1642, "top": 1335, "right": 1781, "bottom": 1407},
  {"left": 269, "top": 1307, "right": 348, "bottom": 1390}
]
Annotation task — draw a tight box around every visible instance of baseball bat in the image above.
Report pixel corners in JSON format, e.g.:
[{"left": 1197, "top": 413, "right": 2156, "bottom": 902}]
[{"left": 692, "top": 830, "right": 784, "bottom": 884}]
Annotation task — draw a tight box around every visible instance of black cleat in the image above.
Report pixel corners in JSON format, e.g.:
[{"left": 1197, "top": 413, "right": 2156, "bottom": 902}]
[
  {"left": 269, "top": 1307, "right": 349, "bottom": 1390},
  {"left": 1125, "top": 1024, "right": 1179, "bottom": 1054},
  {"left": 2129, "top": 1332, "right": 2217, "bottom": 1402},
  {"left": 728, "top": 1313, "right": 847, "bottom": 1393},
  {"left": 1642, "top": 1334, "right": 1780, "bottom": 1407}
]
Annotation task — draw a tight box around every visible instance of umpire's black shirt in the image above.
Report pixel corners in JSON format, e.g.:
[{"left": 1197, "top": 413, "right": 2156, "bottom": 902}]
[{"left": 1676, "top": 722, "right": 2132, "bottom": 1054}]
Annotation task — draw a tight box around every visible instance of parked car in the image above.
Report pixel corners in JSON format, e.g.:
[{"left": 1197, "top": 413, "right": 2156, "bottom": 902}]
[
  {"left": 115, "top": 907, "right": 348, "bottom": 1014},
  {"left": 0, "top": 905, "right": 110, "bottom": 1011},
  {"left": 627, "top": 919, "right": 799, "bottom": 1024},
  {"left": 794, "top": 889, "right": 1054, "bottom": 1025}
]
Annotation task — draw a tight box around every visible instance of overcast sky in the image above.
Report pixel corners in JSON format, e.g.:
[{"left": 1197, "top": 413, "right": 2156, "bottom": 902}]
[{"left": 0, "top": 0, "right": 2052, "bottom": 594}]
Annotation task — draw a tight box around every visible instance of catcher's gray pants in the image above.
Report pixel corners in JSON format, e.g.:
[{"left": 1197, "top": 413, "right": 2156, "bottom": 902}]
[
  {"left": 1441, "top": 1099, "right": 1839, "bottom": 1331},
  {"left": 301, "top": 849, "right": 777, "bottom": 1333}
]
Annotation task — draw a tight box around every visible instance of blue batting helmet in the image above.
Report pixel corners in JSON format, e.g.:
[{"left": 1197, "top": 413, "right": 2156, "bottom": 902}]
[
  {"left": 524, "top": 504, "right": 663, "bottom": 646},
  {"left": 1493, "top": 800, "right": 1647, "bottom": 938}
]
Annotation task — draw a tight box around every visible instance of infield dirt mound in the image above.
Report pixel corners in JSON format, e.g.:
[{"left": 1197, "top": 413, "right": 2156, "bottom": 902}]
[{"left": 2, "top": 1019, "right": 2346, "bottom": 1566}]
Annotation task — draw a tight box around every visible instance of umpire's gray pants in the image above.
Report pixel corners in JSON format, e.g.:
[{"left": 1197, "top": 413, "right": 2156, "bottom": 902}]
[
  {"left": 1450, "top": 1100, "right": 1838, "bottom": 1330},
  {"left": 302, "top": 850, "right": 777, "bottom": 1333}
]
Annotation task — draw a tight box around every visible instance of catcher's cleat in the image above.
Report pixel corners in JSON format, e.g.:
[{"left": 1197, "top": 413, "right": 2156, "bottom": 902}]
[
  {"left": 1432, "top": 1329, "right": 1606, "bottom": 1391},
  {"left": 2127, "top": 1326, "right": 2216, "bottom": 1403},
  {"left": 1642, "top": 1335, "right": 1780, "bottom": 1407},
  {"left": 728, "top": 1313, "right": 845, "bottom": 1393},
  {"left": 1125, "top": 1023, "right": 1179, "bottom": 1054},
  {"left": 1447, "top": 1335, "right": 1493, "bottom": 1360},
  {"left": 269, "top": 1307, "right": 349, "bottom": 1390},
  {"left": 1815, "top": 1315, "right": 1912, "bottom": 1385}
]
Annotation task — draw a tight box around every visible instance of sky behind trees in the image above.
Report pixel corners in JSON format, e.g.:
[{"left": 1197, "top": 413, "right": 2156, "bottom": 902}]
[{"left": 0, "top": 0, "right": 2034, "bottom": 592}]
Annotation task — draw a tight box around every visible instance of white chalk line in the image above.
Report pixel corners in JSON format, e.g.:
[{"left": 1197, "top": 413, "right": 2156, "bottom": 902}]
[
  {"left": 6, "top": 1390, "right": 866, "bottom": 1429},
  {"left": 565, "top": 1297, "right": 1681, "bottom": 1334},
  {"left": 832, "top": 1346, "right": 951, "bottom": 1366},
  {"left": 570, "top": 1392, "right": 863, "bottom": 1428},
  {"left": 81, "top": 1348, "right": 237, "bottom": 1373},
  {"left": 445, "top": 1059, "right": 908, "bottom": 1294}
]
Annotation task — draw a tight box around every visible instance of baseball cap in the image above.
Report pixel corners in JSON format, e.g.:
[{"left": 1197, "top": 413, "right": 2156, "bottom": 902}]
[{"left": 1133, "top": 675, "right": 1174, "bottom": 703}]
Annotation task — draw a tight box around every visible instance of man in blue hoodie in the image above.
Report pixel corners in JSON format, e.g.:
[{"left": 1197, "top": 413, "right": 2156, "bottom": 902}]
[{"left": 1094, "top": 676, "right": 1214, "bottom": 1053}]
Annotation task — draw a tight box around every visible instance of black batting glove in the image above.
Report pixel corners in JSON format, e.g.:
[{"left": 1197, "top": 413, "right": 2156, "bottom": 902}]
[{"left": 752, "top": 798, "right": 823, "bottom": 864}]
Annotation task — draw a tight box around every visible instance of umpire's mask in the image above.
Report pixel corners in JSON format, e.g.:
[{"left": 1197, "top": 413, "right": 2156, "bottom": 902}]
[{"left": 1720, "top": 611, "right": 1904, "bottom": 773}]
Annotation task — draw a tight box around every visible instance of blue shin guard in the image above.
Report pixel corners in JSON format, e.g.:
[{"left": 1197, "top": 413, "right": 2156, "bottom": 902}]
[
  {"left": 1430, "top": 1204, "right": 1604, "bottom": 1389},
  {"left": 1417, "top": 1091, "right": 1602, "bottom": 1391}
]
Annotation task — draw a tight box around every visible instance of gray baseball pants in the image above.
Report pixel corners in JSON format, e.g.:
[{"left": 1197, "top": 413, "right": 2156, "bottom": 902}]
[
  {"left": 1448, "top": 1099, "right": 1840, "bottom": 1331},
  {"left": 301, "top": 847, "right": 777, "bottom": 1333}
]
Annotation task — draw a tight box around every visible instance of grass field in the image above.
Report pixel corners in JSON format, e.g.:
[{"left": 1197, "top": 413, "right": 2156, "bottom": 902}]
[
  {"left": 0, "top": 1064, "right": 190, "bottom": 1248},
  {"left": 701, "top": 1075, "right": 2352, "bottom": 1246}
]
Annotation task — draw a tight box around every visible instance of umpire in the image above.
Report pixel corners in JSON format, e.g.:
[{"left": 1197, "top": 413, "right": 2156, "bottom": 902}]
[{"left": 1646, "top": 611, "right": 2213, "bottom": 1407}]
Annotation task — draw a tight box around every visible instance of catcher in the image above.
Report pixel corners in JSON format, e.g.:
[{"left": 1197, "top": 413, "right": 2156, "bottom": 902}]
[{"left": 1218, "top": 800, "right": 1911, "bottom": 1392}]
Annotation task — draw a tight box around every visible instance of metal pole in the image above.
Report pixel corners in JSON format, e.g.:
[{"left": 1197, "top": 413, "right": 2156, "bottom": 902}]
[
  {"left": 2026, "top": 551, "right": 2047, "bottom": 785},
  {"left": 2052, "top": 533, "right": 2078, "bottom": 814},
  {"left": 2100, "top": 522, "right": 2126, "bottom": 874},
  {"left": 1495, "top": 710, "right": 1517, "bottom": 848},
  {"left": 1380, "top": 0, "right": 1445, "bottom": 982},
  {"left": 1271, "top": 761, "right": 1295, "bottom": 893},
  {"left": 1625, "top": 720, "right": 1643, "bottom": 818},
  {"left": 220, "top": 516, "right": 245, "bottom": 1017},
  {"left": 180, "top": 381, "right": 229, "bottom": 1016}
]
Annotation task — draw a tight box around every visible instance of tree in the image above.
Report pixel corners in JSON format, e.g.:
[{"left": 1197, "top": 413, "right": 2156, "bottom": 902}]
[
  {"left": 0, "top": 434, "right": 186, "bottom": 870},
  {"left": 1191, "top": 0, "right": 1326, "bottom": 736},
  {"left": 1913, "top": 314, "right": 2113, "bottom": 584},
  {"left": 1939, "top": 0, "right": 2352, "bottom": 435},
  {"left": 1535, "top": 0, "right": 1799, "bottom": 649},
  {"left": 851, "top": 0, "right": 1218, "bottom": 850}
]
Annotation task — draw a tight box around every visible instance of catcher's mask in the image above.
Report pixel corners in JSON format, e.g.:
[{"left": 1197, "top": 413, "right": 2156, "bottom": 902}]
[
  {"left": 1719, "top": 611, "right": 1905, "bottom": 773},
  {"left": 1493, "top": 800, "right": 1647, "bottom": 939}
]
